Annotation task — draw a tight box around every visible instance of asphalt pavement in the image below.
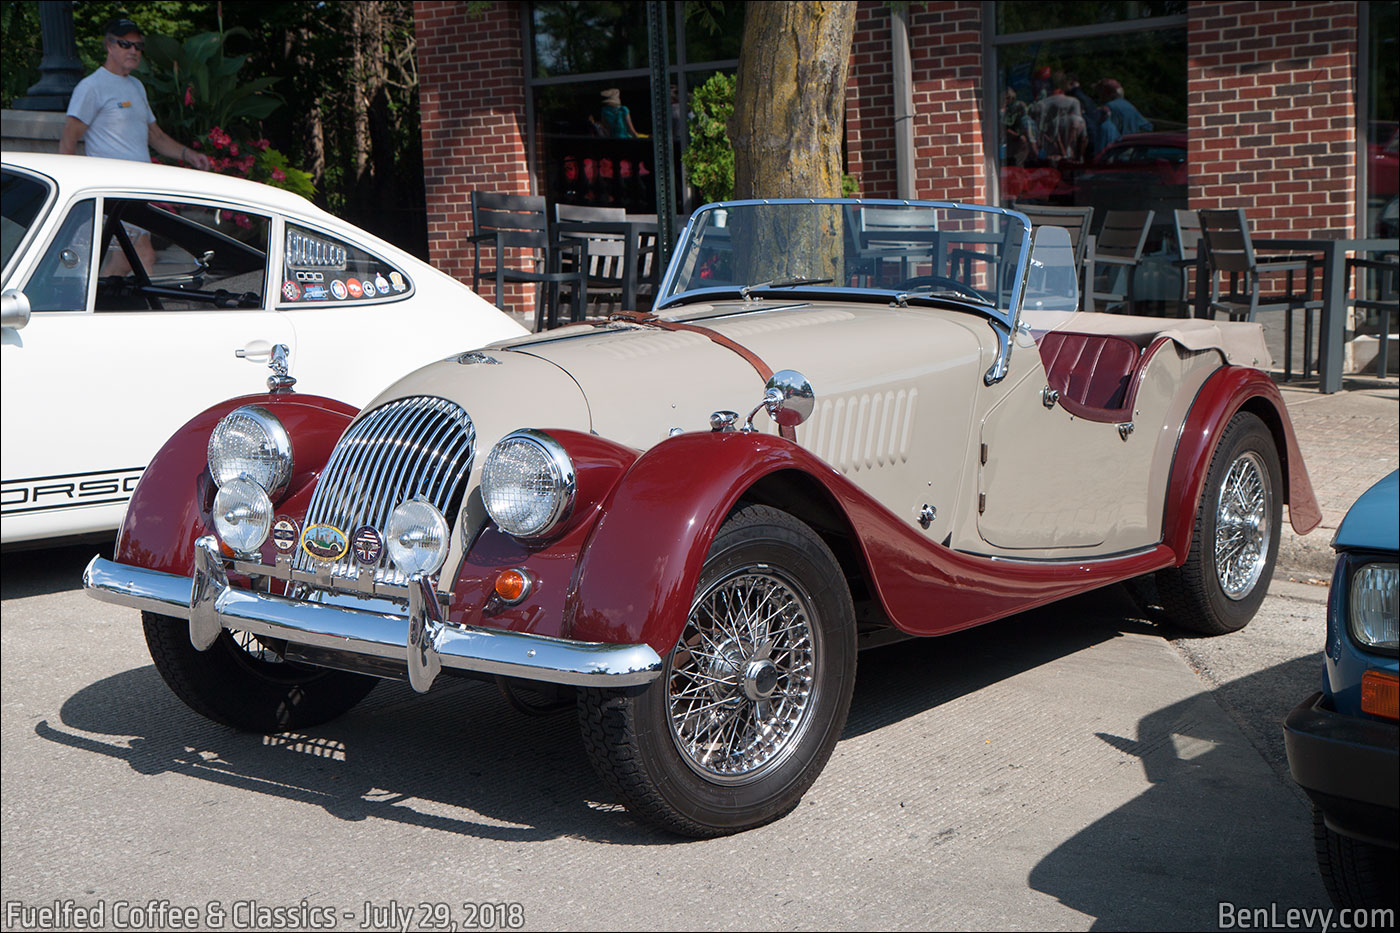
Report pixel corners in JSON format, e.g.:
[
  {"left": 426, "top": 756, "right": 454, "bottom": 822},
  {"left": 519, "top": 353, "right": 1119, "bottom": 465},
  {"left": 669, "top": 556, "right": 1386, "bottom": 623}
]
[{"left": 0, "top": 370, "right": 1395, "bottom": 932}]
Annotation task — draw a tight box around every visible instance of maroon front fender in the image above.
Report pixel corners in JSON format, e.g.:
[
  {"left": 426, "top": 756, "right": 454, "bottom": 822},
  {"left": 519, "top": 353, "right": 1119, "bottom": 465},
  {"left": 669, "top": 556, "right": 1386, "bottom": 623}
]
[
  {"left": 1162, "top": 367, "right": 1320, "bottom": 565},
  {"left": 565, "top": 432, "right": 819, "bottom": 653},
  {"left": 116, "top": 393, "right": 358, "bottom": 576}
]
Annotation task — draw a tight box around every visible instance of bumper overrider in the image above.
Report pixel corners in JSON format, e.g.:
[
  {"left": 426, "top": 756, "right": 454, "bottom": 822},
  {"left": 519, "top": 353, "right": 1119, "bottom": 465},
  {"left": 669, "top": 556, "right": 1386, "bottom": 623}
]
[{"left": 84, "top": 535, "right": 663, "bottom": 693}]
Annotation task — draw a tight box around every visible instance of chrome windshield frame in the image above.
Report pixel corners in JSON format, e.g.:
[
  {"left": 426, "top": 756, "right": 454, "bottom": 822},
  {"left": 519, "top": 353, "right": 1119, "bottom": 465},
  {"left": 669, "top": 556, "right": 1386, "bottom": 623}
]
[
  {"left": 655, "top": 198, "right": 1033, "bottom": 327},
  {"left": 654, "top": 198, "right": 1033, "bottom": 385}
]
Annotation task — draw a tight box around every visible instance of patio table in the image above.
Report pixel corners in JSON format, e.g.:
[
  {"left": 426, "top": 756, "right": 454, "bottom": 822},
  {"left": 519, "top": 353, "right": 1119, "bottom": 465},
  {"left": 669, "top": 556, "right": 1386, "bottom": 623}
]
[{"left": 1193, "top": 236, "right": 1394, "bottom": 394}]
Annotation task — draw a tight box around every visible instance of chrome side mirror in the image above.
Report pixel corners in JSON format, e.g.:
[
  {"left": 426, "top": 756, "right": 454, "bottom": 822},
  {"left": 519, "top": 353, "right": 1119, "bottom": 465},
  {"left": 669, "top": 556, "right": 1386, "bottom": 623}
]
[
  {"left": 743, "top": 369, "right": 815, "bottom": 432},
  {"left": 1, "top": 289, "right": 32, "bottom": 330}
]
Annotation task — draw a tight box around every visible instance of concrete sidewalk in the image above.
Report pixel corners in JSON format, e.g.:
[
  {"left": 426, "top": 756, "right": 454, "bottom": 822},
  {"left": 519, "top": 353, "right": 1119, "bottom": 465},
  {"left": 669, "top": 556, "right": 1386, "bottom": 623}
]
[{"left": 1276, "top": 372, "right": 1399, "bottom": 578}]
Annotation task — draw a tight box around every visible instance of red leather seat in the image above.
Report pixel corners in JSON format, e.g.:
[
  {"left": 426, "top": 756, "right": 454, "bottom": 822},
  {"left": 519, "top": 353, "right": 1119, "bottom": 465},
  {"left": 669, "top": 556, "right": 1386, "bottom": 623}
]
[{"left": 1037, "top": 331, "right": 1141, "bottom": 418}]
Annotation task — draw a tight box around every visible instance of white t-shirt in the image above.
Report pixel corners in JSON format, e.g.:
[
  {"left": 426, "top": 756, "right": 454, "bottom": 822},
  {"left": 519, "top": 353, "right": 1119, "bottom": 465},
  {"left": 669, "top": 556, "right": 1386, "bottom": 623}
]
[{"left": 66, "top": 67, "right": 155, "bottom": 163}]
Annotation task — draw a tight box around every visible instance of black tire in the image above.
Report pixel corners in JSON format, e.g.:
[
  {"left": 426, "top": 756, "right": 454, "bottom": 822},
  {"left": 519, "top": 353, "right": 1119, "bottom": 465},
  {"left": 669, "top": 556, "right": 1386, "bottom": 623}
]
[
  {"left": 142, "top": 611, "right": 377, "bottom": 732},
  {"left": 578, "top": 505, "right": 857, "bottom": 837},
  {"left": 1155, "top": 411, "right": 1282, "bottom": 635},
  {"left": 1313, "top": 806, "right": 1399, "bottom": 910}
]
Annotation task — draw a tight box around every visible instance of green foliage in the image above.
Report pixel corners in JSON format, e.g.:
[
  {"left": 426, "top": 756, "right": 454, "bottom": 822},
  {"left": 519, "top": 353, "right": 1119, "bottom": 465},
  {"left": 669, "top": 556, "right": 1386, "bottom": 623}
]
[
  {"left": 1, "top": 1, "right": 42, "bottom": 107},
  {"left": 132, "top": 24, "right": 310, "bottom": 196},
  {"left": 139, "top": 27, "right": 281, "bottom": 140},
  {"left": 682, "top": 71, "right": 736, "bottom": 203}
]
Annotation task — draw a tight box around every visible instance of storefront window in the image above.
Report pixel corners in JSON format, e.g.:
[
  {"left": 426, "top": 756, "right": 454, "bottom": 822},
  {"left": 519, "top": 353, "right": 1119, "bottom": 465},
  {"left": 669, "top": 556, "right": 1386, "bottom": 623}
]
[
  {"left": 991, "top": 7, "right": 1187, "bottom": 312},
  {"left": 531, "top": 2, "right": 650, "bottom": 78},
  {"left": 1365, "top": 0, "right": 1398, "bottom": 239},
  {"left": 997, "top": 1, "right": 1185, "bottom": 34},
  {"left": 525, "top": 1, "right": 743, "bottom": 215}
]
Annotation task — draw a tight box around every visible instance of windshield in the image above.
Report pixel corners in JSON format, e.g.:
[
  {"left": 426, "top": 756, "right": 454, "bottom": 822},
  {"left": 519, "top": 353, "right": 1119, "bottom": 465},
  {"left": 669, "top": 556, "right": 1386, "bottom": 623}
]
[
  {"left": 657, "top": 200, "right": 1036, "bottom": 327},
  {"left": 2, "top": 168, "right": 53, "bottom": 277}
]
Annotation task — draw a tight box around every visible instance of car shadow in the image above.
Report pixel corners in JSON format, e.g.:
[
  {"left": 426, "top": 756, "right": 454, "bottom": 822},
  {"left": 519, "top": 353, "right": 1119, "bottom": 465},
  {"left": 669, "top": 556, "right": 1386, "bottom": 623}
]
[
  {"left": 34, "top": 583, "right": 1169, "bottom": 845},
  {"left": 1026, "top": 654, "right": 1328, "bottom": 928},
  {"left": 36, "top": 664, "right": 661, "bottom": 843},
  {"left": 1, "top": 540, "right": 112, "bottom": 600},
  {"left": 846, "top": 585, "right": 1154, "bottom": 738}
]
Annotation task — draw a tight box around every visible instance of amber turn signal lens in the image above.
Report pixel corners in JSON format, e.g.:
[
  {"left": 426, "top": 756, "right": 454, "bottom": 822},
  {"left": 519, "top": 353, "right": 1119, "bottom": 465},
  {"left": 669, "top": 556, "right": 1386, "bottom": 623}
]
[
  {"left": 1361, "top": 670, "right": 1399, "bottom": 721},
  {"left": 494, "top": 568, "right": 532, "bottom": 604}
]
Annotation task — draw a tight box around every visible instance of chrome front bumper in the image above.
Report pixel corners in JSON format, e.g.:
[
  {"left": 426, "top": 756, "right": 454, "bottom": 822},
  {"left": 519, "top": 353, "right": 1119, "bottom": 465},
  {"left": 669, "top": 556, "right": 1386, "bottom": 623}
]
[{"left": 84, "top": 536, "right": 663, "bottom": 693}]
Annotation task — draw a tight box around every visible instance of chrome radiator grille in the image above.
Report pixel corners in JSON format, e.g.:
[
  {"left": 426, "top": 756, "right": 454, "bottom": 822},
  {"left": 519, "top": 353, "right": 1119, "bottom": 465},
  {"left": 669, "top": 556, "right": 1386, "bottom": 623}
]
[{"left": 294, "top": 395, "right": 475, "bottom": 587}]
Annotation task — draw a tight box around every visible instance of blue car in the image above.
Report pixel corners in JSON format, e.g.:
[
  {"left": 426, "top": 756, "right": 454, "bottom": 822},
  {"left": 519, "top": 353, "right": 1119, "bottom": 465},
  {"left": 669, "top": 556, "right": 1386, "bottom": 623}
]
[{"left": 1285, "top": 470, "right": 1398, "bottom": 910}]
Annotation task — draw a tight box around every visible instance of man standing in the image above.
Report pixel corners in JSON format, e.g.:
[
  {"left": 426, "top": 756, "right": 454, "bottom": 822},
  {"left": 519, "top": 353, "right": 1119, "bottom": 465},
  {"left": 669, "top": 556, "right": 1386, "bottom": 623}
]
[
  {"left": 60, "top": 18, "right": 210, "bottom": 170},
  {"left": 59, "top": 17, "right": 210, "bottom": 272}
]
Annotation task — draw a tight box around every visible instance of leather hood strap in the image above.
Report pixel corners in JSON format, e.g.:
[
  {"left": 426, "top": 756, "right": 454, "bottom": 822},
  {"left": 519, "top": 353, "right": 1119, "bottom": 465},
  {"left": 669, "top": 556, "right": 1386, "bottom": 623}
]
[{"left": 605, "top": 311, "right": 796, "bottom": 441}]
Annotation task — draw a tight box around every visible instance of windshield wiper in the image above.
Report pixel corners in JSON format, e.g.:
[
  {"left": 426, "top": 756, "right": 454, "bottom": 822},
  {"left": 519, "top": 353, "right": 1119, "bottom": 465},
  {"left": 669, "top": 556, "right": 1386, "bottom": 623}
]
[
  {"left": 739, "top": 277, "right": 834, "bottom": 301},
  {"left": 893, "top": 283, "right": 994, "bottom": 308}
]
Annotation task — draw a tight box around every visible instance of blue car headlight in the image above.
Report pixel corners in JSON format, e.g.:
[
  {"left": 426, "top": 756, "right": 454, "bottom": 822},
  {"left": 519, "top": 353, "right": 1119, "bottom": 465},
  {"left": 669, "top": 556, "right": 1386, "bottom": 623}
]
[{"left": 1350, "top": 561, "right": 1398, "bottom": 652}]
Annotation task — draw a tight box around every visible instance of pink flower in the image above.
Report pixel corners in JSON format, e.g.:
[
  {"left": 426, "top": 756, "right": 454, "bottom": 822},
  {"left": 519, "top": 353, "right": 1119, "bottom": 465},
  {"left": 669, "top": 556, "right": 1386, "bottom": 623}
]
[
  {"left": 241, "top": 155, "right": 256, "bottom": 172},
  {"left": 271, "top": 167, "right": 286, "bottom": 181},
  {"left": 234, "top": 213, "right": 251, "bottom": 229},
  {"left": 208, "top": 126, "right": 231, "bottom": 149},
  {"left": 229, "top": 142, "right": 239, "bottom": 156},
  {"left": 183, "top": 86, "right": 194, "bottom": 107},
  {"left": 254, "top": 138, "right": 270, "bottom": 151}
]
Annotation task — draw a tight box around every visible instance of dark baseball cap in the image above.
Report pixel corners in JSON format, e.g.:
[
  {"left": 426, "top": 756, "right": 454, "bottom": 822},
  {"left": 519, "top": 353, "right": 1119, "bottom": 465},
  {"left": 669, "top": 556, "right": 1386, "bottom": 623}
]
[{"left": 104, "top": 17, "right": 144, "bottom": 37}]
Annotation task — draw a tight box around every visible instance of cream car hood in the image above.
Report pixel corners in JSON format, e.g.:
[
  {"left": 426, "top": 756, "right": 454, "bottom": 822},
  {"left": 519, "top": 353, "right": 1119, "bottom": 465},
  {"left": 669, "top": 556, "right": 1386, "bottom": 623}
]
[{"left": 366, "top": 300, "right": 990, "bottom": 457}]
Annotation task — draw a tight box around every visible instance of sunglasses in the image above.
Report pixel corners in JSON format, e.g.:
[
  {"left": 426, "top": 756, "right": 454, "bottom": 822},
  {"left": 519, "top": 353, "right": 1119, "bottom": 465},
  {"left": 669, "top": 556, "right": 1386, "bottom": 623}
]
[{"left": 110, "top": 38, "right": 144, "bottom": 51}]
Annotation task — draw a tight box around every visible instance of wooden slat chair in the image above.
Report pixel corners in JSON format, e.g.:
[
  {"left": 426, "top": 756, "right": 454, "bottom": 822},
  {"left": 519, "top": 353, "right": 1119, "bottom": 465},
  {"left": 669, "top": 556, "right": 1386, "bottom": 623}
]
[
  {"left": 1198, "top": 208, "right": 1323, "bottom": 380},
  {"left": 555, "top": 203, "right": 628, "bottom": 314},
  {"left": 469, "top": 191, "right": 586, "bottom": 331},
  {"left": 1349, "top": 253, "right": 1398, "bottom": 377},
  {"left": 1171, "top": 209, "right": 1203, "bottom": 318},
  {"left": 847, "top": 205, "right": 939, "bottom": 287},
  {"left": 1089, "top": 209, "right": 1155, "bottom": 315},
  {"left": 624, "top": 212, "right": 678, "bottom": 310}
]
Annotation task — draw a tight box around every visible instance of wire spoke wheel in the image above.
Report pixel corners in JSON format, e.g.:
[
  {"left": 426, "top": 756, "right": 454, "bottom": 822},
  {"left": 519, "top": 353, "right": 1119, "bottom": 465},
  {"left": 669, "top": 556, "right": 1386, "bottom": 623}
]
[
  {"left": 1213, "top": 450, "right": 1272, "bottom": 600},
  {"left": 1155, "top": 412, "right": 1281, "bottom": 635},
  {"left": 668, "top": 566, "right": 819, "bottom": 783},
  {"left": 578, "top": 505, "right": 856, "bottom": 836}
]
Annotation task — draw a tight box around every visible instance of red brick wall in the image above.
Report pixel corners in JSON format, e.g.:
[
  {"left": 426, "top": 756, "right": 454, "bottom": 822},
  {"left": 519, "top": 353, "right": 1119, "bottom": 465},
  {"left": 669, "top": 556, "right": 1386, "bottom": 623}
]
[
  {"left": 415, "top": 0, "right": 533, "bottom": 308},
  {"left": 844, "top": 0, "right": 987, "bottom": 203},
  {"left": 908, "top": 1, "right": 987, "bottom": 204},
  {"left": 1188, "top": 1, "right": 1358, "bottom": 237},
  {"left": 845, "top": 3, "right": 897, "bottom": 197}
]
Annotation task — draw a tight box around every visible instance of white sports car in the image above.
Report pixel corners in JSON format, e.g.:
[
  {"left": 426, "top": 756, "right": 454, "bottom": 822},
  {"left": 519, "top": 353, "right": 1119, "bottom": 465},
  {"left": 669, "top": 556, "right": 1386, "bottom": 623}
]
[{"left": 1, "top": 152, "right": 526, "bottom": 547}]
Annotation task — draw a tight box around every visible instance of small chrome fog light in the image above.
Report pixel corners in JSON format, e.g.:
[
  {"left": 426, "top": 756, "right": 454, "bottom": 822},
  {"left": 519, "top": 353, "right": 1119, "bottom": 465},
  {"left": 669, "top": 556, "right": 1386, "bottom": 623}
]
[
  {"left": 212, "top": 477, "right": 273, "bottom": 555},
  {"left": 386, "top": 499, "right": 450, "bottom": 576}
]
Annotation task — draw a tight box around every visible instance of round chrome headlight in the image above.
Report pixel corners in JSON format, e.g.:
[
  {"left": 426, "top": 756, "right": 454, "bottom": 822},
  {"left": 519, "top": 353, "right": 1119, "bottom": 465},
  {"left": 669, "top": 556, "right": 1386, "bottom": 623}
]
[
  {"left": 212, "top": 477, "right": 273, "bottom": 555},
  {"left": 208, "top": 405, "right": 293, "bottom": 497},
  {"left": 480, "top": 430, "right": 576, "bottom": 539},
  {"left": 386, "top": 499, "right": 451, "bottom": 576}
]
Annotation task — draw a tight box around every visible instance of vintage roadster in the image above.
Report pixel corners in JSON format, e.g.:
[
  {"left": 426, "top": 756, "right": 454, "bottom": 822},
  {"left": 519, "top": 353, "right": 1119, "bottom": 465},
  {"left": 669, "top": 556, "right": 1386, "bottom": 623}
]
[{"left": 85, "top": 199, "right": 1319, "bottom": 837}]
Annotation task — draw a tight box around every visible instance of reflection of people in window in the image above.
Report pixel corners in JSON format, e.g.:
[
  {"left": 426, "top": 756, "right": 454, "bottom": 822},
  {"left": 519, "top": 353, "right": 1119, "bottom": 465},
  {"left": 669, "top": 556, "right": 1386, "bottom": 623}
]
[
  {"left": 1097, "top": 79, "right": 1154, "bottom": 136},
  {"left": 599, "top": 88, "right": 642, "bottom": 139}
]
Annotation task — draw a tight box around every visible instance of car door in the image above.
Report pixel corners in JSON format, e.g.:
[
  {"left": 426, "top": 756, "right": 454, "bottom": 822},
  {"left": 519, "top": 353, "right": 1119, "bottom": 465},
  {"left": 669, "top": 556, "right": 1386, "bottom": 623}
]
[{"left": 1, "top": 193, "right": 293, "bottom": 543}]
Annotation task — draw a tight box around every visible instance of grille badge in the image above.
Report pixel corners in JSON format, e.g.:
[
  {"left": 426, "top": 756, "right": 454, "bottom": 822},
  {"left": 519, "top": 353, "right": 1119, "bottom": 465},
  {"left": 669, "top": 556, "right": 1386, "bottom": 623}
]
[
  {"left": 351, "top": 525, "right": 384, "bottom": 567},
  {"left": 301, "top": 524, "right": 349, "bottom": 563}
]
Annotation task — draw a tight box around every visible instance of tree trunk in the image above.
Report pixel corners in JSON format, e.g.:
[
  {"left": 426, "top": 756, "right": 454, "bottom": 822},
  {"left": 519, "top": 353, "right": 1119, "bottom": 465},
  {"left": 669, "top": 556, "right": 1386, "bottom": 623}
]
[
  {"left": 729, "top": 1, "right": 855, "bottom": 200},
  {"left": 728, "top": 1, "right": 856, "bottom": 283}
]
